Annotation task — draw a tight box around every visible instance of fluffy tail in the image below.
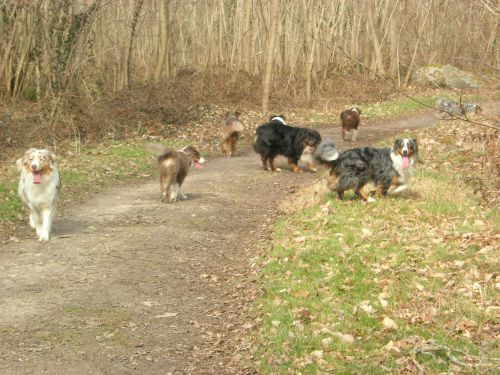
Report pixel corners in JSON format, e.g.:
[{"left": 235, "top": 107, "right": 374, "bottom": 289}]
[
  {"left": 314, "top": 139, "right": 339, "bottom": 167},
  {"left": 145, "top": 143, "right": 169, "bottom": 155}
]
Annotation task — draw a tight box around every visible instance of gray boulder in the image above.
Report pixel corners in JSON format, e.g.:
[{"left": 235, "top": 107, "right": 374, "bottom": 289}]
[{"left": 414, "top": 65, "right": 483, "bottom": 89}]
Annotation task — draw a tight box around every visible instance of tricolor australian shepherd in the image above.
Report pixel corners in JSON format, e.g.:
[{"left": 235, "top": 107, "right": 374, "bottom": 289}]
[
  {"left": 253, "top": 115, "right": 321, "bottom": 172},
  {"left": 315, "top": 138, "right": 418, "bottom": 202},
  {"left": 219, "top": 111, "right": 244, "bottom": 157},
  {"left": 340, "top": 107, "right": 361, "bottom": 142},
  {"left": 17, "top": 148, "right": 61, "bottom": 241},
  {"left": 146, "top": 144, "right": 205, "bottom": 203}
]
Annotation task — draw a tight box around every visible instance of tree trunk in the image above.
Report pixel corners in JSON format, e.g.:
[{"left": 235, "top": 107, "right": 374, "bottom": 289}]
[
  {"left": 125, "top": 0, "right": 144, "bottom": 89},
  {"left": 243, "top": 0, "right": 252, "bottom": 73},
  {"left": 154, "top": 0, "right": 170, "bottom": 82},
  {"left": 404, "top": 3, "right": 431, "bottom": 85},
  {"left": 261, "top": 0, "right": 280, "bottom": 112},
  {"left": 367, "top": 2, "right": 386, "bottom": 77}
]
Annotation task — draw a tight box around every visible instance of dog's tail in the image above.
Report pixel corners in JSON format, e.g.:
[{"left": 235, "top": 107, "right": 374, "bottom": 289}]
[
  {"left": 314, "top": 140, "right": 339, "bottom": 167},
  {"left": 145, "top": 143, "right": 170, "bottom": 155}
]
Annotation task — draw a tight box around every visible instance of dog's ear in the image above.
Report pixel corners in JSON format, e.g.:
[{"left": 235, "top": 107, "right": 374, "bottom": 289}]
[
  {"left": 224, "top": 112, "right": 230, "bottom": 119},
  {"left": 182, "top": 145, "right": 199, "bottom": 158},
  {"left": 22, "top": 148, "right": 35, "bottom": 164},
  {"left": 269, "top": 115, "right": 275, "bottom": 121},
  {"left": 47, "top": 151, "right": 57, "bottom": 166},
  {"left": 279, "top": 114, "right": 285, "bottom": 121},
  {"left": 411, "top": 139, "right": 418, "bottom": 152},
  {"left": 392, "top": 139, "right": 403, "bottom": 150},
  {"left": 234, "top": 111, "right": 241, "bottom": 118}
]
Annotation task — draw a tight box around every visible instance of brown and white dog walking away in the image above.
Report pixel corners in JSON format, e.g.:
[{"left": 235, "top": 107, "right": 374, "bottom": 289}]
[
  {"left": 17, "top": 148, "right": 61, "bottom": 242},
  {"left": 219, "top": 111, "right": 244, "bottom": 157},
  {"left": 340, "top": 107, "right": 361, "bottom": 142},
  {"left": 146, "top": 144, "right": 205, "bottom": 203}
]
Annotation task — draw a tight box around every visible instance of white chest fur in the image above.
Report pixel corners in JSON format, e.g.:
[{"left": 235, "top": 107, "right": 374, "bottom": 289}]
[
  {"left": 390, "top": 153, "right": 415, "bottom": 185},
  {"left": 19, "top": 169, "right": 60, "bottom": 208}
]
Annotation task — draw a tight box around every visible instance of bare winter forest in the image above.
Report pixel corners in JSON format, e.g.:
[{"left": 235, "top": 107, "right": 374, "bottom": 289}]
[{"left": 0, "top": 0, "right": 498, "bottom": 149}]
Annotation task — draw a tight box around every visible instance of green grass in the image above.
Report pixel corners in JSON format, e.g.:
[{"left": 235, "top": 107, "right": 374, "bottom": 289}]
[
  {"left": 255, "top": 164, "right": 498, "bottom": 373},
  {"left": 0, "top": 139, "right": 189, "bottom": 223},
  {"left": 0, "top": 182, "right": 23, "bottom": 221},
  {"left": 308, "top": 93, "right": 487, "bottom": 124},
  {"left": 307, "top": 96, "right": 438, "bottom": 123},
  {"left": 361, "top": 96, "right": 436, "bottom": 119}
]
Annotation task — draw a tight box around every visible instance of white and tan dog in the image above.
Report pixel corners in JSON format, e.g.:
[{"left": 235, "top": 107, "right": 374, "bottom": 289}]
[{"left": 17, "top": 148, "right": 60, "bottom": 241}]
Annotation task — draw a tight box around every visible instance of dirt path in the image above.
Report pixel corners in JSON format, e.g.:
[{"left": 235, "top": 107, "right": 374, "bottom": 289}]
[{"left": 0, "top": 112, "right": 440, "bottom": 374}]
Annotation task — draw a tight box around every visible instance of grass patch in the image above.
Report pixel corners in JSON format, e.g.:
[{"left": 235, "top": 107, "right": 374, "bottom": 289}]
[
  {"left": 306, "top": 95, "right": 439, "bottom": 124},
  {"left": 361, "top": 96, "right": 436, "bottom": 119},
  {"left": 255, "top": 141, "right": 498, "bottom": 373}
]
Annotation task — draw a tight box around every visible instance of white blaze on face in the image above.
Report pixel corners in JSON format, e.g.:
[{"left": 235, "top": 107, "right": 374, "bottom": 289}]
[
  {"left": 401, "top": 139, "right": 411, "bottom": 169},
  {"left": 27, "top": 149, "right": 50, "bottom": 184},
  {"left": 29, "top": 150, "right": 43, "bottom": 171}
]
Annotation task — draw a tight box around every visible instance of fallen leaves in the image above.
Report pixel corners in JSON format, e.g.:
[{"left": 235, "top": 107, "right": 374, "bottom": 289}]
[
  {"left": 332, "top": 332, "right": 355, "bottom": 344},
  {"left": 382, "top": 317, "right": 398, "bottom": 330},
  {"left": 358, "top": 300, "right": 375, "bottom": 315},
  {"left": 155, "top": 312, "right": 178, "bottom": 318},
  {"left": 378, "top": 293, "right": 389, "bottom": 308}
]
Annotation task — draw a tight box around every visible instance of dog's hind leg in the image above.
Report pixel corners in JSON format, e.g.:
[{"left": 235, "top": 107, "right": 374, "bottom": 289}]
[
  {"left": 261, "top": 155, "right": 270, "bottom": 171},
  {"left": 326, "top": 175, "right": 339, "bottom": 191},
  {"left": 270, "top": 157, "right": 278, "bottom": 171},
  {"left": 170, "top": 182, "right": 180, "bottom": 202},
  {"left": 351, "top": 129, "right": 358, "bottom": 142},
  {"left": 160, "top": 175, "right": 174, "bottom": 202}
]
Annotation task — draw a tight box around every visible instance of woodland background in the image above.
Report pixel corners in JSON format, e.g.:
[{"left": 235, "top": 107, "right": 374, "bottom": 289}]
[{"left": 0, "top": 0, "right": 498, "bottom": 151}]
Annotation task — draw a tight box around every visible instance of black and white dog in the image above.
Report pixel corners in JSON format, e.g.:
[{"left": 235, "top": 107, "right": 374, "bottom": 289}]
[
  {"left": 315, "top": 138, "right": 418, "bottom": 202},
  {"left": 253, "top": 115, "right": 321, "bottom": 172}
]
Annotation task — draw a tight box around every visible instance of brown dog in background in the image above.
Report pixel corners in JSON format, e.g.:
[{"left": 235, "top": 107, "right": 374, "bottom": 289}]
[
  {"left": 146, "top": 144, "right": 205, "bottom": 203},
  {"left": 340, "top": 107, "right": 361, "bottom": 142},
  {"left": 219, "top": 112, "right": 244, "bottom": 157}
]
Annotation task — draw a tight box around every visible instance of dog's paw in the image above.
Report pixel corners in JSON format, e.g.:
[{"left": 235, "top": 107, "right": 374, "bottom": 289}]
[{"left": 367, "top": 197, "right": 376, "bottom": 203}]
